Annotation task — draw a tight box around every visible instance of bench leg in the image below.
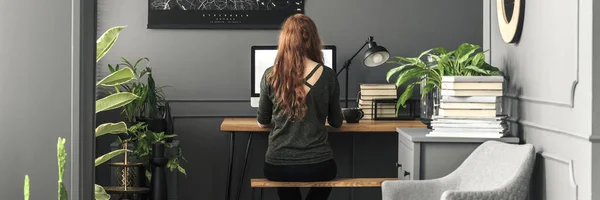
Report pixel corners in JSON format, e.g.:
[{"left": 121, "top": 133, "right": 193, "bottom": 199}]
[
  {"left": 251, "top": 188, "right": 255, "bottom": 200},
  {"left": 235, "top": 133, "right": 254, "bottom": 200},
  {"left": 226, "top": 132, "right": 236, "bottom": 200}
]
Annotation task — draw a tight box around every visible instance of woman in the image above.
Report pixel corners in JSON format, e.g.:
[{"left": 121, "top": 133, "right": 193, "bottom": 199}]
[{"left": 256, "top": 14, "right": 343, "bottom": 200}]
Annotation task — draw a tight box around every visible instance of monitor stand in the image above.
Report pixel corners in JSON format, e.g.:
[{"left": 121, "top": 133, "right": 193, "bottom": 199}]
[{"left": 250, "top": 97, "right": 259, "bottom": 108}]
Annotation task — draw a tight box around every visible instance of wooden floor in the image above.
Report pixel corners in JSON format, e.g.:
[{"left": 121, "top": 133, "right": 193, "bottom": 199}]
[{"left": 250, "top": 178, "right": 397, "bottom": 188}]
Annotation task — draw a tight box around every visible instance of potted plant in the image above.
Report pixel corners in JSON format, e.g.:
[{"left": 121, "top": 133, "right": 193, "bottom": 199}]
[
  {"left": 386, "top": 43, "right": 503, "bottom": 127},
  {"left": 123, "top": 122, "right": 187, "bottom": 185},
  {"left": 108, "top": 59, "right": 172, "bottom": 139}
]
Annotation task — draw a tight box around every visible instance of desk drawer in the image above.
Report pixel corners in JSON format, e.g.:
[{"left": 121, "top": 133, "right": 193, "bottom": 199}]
[{"left": 397, "top": 137, "right": 414, "bottom": 180}]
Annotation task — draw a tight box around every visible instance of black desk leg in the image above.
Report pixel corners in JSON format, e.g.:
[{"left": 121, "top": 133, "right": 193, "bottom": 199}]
[
  {"left": 235, "top": 133, "right": 254, "bottom": 200},
  {"left": 226, "top": 132, "right": 236, "bottom": 200},
  {"left": 351, "top": 133, "right": 356, "bottom": 200}
]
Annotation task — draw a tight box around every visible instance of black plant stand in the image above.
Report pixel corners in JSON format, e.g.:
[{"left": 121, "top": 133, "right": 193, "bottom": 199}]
[{"left": 150, "top": 143, "right": 168, "bottom": 200}]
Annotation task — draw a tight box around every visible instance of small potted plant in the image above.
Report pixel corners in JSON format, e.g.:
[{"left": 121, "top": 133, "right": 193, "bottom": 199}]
[{"left": 386, "top": 43, "right": 504, "bottom": 127}]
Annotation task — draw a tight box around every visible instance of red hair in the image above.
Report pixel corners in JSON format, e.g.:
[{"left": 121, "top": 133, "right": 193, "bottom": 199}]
[{"left": 267, "top": 14, "right": 324, "bottom": 120}]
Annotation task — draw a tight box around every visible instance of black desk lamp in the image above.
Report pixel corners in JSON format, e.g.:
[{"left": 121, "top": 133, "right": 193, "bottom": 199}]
[{"left": 337, "top": 36, "right": 390, "bottom": 108}]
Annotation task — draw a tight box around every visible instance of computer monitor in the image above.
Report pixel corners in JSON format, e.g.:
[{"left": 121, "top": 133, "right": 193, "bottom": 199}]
[{"left": 250, "top": 45, "right": 336, "bottom": 107}]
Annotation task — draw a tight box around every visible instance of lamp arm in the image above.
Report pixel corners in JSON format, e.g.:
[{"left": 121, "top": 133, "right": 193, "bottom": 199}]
[{"left": 336, "top": 41, "right": 369, "bottom": 76}]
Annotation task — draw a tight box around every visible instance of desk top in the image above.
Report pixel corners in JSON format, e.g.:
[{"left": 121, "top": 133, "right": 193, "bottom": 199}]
[{"left": 220, "top": 118, "right": 426, "bottom": 133}]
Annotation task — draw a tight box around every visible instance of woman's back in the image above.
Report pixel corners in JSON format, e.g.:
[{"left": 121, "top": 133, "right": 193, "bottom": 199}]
[
  {"left": 257, "top": 13, "right": 341, "bottom": 200},
  {"left": 257, "top": 63, "right": 342, "bottom": 165}
]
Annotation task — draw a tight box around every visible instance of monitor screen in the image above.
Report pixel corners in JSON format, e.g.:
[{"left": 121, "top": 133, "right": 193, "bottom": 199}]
[{"left": 251, "top": 45, "right": 336, "bottom": 97}]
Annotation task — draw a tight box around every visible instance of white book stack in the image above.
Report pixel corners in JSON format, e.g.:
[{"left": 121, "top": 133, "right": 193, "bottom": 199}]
[
  {"left": 428, "top": 76, "right": 507, "bottom": 138},
  {"left": 358, "top": 84, "right": 397, "bottom": 119}
]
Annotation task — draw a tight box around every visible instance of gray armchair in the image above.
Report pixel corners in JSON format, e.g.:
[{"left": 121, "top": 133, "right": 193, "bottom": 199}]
[{"left": 382, "top": 141, "right": 535, "bottom": 200}]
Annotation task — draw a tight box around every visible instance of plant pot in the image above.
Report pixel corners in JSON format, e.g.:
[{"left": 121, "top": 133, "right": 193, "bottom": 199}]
[
  {"left": 420, "top": 82, "right": 440, "bottom": 129},
  {"left": 150, "top": 143, "right": 168, "bottom": 200}
]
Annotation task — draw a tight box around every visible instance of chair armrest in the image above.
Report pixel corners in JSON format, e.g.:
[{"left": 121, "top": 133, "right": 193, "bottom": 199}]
[
  {"left": 382, "top": 179, "right": 454, "bottom": 200},
  {"left": 441, "top": 188, "right": 526, "bottom": 200}
]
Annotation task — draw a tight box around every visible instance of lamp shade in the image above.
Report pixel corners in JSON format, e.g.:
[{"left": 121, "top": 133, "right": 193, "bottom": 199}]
[{"left": 363, "top": 42, "right": 390, "bottom": 67}]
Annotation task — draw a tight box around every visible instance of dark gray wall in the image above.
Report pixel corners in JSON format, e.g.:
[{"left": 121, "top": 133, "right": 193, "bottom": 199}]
[
  {"left": 0, "top": 0, "right": 77, "bottom": 199},
  {"left": 97, "top": 0, "right": 482, "bottom": 199},
  {"left": 485, "top": 0, "right": 594, "bottom": 199}
]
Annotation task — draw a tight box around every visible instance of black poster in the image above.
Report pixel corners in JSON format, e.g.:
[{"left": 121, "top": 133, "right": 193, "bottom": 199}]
[{"left": 148, "top": 0, "right": 305, "bottom": 29}]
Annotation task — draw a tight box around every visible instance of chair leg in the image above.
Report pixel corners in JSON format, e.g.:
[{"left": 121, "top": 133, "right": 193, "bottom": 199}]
[{"left": 251, "top": 188, "right": 255, "bottom": 200}]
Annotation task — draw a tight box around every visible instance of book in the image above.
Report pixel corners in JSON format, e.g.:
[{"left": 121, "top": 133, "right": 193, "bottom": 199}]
[
  {"left": 440, "top": 102, "right": 496, "bottom": 109},
  {"left": 360, "top": 95, "right": 398, "bottom": 100},
  {"left": 433, "top": 127, "right": 505, "bottom": 133},
  {"left": 427, "top": 132, "right": 504, "bottom": 138},
  {"left": 441, "top": 82, "right": 503, "bottom": 90},
  {"left": 360, "top": 89, "right": 397, "bottom": 96},
  {"left": 439, "top": 109, "right": 497, "bottom": 117},
  {"left": 360, "top": 84, "right": 396, "bottom": 90},
  {"left": 431, "top": 120, "right": 506, "bottom": 128},
  {"left": 441, "top": 89, "right": 503, "bottom": 97},
  {"left": 363, "top": 108, "right": 397, "bottom": 115},
  {"left": 442, "top": 76, "right": 504, "bottom": 83},
  {"left": 441, "top": 96, "right": 497, "bottom": 103},
  {"left": 359, "top": 105, "right": 396, "bottom": 110},
  {"left": 364, "top": 114, "right": 398, "bottom": 119},
  {"left": 432, "top": 115, "right": 506, "bottom": 121},
  {"left": 431, "top": 122, "right": 505, "bottom": 128}
]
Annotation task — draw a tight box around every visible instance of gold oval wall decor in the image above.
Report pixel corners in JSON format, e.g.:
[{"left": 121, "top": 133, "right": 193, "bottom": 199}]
[{"left": 497, "top": 0, "right": 523, "bottom": 43}]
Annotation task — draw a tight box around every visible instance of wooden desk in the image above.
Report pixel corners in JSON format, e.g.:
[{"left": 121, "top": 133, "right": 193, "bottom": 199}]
[
  {"left": 220, "top": 118, "right": 425, "bottom": 132},
  {"left": 220, "top": 118, "right": 425, "bottom": 200}
]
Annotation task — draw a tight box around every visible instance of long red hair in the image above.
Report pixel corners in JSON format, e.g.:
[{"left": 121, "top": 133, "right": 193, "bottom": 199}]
[{"left": 268, "top": 14, "right": 324, "bottom": 120}]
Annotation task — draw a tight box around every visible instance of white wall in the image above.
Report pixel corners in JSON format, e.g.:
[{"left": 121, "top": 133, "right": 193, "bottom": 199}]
[
  {"left": 0, "top": 0, "right": 83, "bottom": 199},
  {"left": 484, "top": 0, "right": 595, "bottom": 199}
]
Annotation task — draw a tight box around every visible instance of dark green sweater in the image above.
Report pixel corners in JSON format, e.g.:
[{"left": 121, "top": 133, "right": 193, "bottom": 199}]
[{"left": 257, "top": 66, "right": 343, "bottom": 165}]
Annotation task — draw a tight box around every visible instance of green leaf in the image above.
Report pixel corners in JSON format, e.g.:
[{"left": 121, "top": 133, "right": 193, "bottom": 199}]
[
  {"left": 95, "top": 149, "right": 129, "bottom": 167},
  {"left": 96, "top": 68, "right": 136, "bottom": 87},
  {"left": 134, "top": 57, "right": 150, "bottom": 70},
  {"left": 96, "top": 26, "right": 126, "bottom": 62},
  {"left": 465, "top": 65, "right": 489, "bottom": 75},
  {"left": 24, "top": 175, "right": 29, "bottom": 200},
  {"left": 398, "top": 83, "right": 417, "bottom": 109},
  {"left": 108, "top": 64, "right": 115, "bottom": 73},
  {"left": 395, "top": 68, "right": 426, "bottom": 88},
  {"left": 57, "top": 137, "right": 67, "bottom": 200},
  {"left": 57, "top": 138, "right": 66, "bottom": 182},
  {"left": 431, "top": 47, "right": 448, "bottom": 55},
  {"left": 418, "top": 49, "right": 434, "bottom": 60},
  {"left": 421, "top": 80, "right": 437, "bottom": 99},
  {"left": 94, "top": 184, "right": 110, "bottom": 200},
  {"left": 386, "top": 64, "right": 414, "bottom": 82},
  {"left": 146, "top": 170, "right": 152, "bottom": 182},
  {"left": 96, "top": 92, "right": 139, "bottom": 113},
  {"left": 177, "top": 166, "right": 187, "bottom": 176},
  {"left": 58, "top": 181, "right": 68, "bottom": 200},
  {"left": 95, "top": 122, "right": 128, "bottom": 137},
  {"left": 471, "top": 52, "right": 485, "bottom": 66}
]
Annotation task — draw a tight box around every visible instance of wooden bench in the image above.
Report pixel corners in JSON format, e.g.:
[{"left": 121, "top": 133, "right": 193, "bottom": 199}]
[{"left": 250, "top": 178, "right": 397, "bottom": 199}]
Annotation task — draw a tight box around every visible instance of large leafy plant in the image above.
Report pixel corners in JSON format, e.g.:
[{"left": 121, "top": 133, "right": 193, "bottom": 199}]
[{"left": 386, "top": 43, "right": 503, "bottom": 110}]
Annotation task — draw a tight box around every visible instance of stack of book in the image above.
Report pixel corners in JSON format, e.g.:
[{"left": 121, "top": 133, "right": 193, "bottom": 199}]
[
  {"left": 358, "top": 84, "right": 397, "bottom": 119},
  {"left": 428, "top": 76, "right": 507, "bottom": 138}
]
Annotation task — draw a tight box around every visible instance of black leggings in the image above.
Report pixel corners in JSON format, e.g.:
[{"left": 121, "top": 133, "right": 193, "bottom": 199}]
[{"left": 264, "top": 159, "right": 337, "bottom": 200}]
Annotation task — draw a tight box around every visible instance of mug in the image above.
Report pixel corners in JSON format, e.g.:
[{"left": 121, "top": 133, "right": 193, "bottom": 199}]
[{"left": 342, "top": 107, "right": 364, "bottom": 123}]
